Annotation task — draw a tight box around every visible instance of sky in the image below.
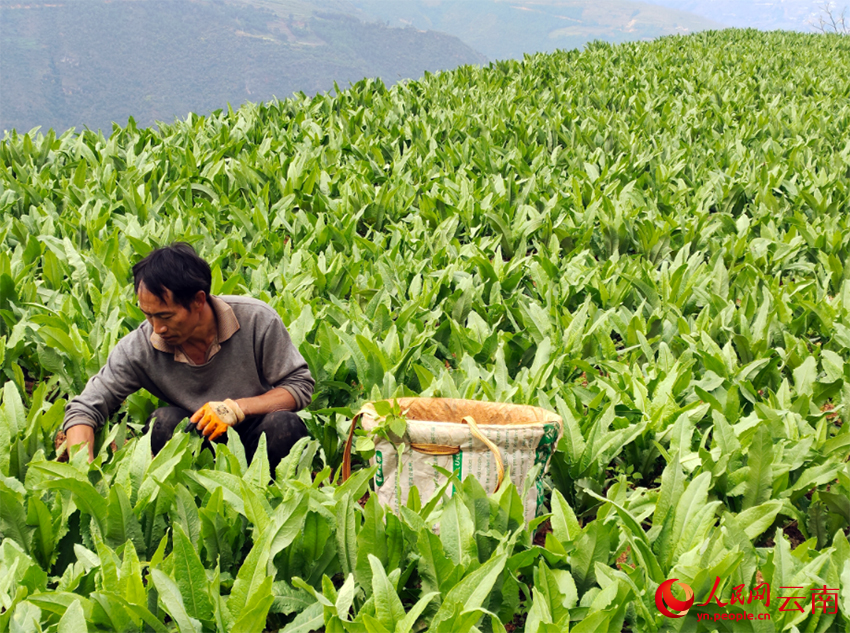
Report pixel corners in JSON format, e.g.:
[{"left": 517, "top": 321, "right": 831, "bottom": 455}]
[{"left": 641, "top": 0, "right": 833, "bottom": 31}]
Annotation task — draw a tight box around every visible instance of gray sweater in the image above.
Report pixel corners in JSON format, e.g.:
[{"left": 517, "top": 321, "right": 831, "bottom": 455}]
[{"left": 63, "top": 295, "right": 315, "bottom": 431}]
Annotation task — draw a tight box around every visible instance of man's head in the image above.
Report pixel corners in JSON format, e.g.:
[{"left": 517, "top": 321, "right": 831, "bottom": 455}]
[{"left": 132, "top": 243, "right": 212, "bottom": 345}]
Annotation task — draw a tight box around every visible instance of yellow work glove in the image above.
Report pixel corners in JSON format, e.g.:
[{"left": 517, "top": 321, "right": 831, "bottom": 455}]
[{"left": 190, "top": 399, "right": 245, "bottom": 441}]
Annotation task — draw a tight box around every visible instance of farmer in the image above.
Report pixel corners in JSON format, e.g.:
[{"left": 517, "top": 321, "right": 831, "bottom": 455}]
[{"left": 62, "top": 242, "right": 314, "bottom": 470}]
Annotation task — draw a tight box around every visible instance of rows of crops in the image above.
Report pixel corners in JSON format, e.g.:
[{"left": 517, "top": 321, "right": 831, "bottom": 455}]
[{"left": 1, "top": 28, "right": 850, "bottom": 632}]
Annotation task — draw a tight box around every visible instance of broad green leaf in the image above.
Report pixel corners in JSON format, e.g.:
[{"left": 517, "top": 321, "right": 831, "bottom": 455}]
[
  {"left": 57, "top": 599, "right": 89, "bottom": 633},
  {"left": 524, "top": 587, "right": 553, "bottom": 633},
  {"left": 118, "top": 544, "right": 146, "bottom": 607},
  {"left": 271, "top": 580, "right": 315, "bottom": 616},
  {"left": 0, "top": 403, "right": 9, "bottom": 477},
  {"left": 243, "top": 433, "right": 270, "bottom": 489},
  {"left": 569, "top": 521, "right": 611, "bottom": 594},
  {"left": 280, "top": 602, "right": 323, "bottom": 633},
  {"left": 439, "top": 494, "right": 477, "bottom": 567},
  {"left": 0, "top": 486, "right": 32, "bottom": 554},
  {"left": 492, "top": 479, "right": 525, "bottom": 534},
  {"left": 128, "top": 433, "right": 152, "bottom": 505},
  {"left": 151, "top": 568, "right": 202, "bottom": 633},
  {"left": 1, "top": 381, "right": 25, "bottom": 438},
  {"left": 267, "top": 493, "right": 310, "bottom": 563},
  {"left": 783, "top": 462, "right": 841, "bottom": 499},
  {"left": 333, "top": 464, "right": 377, "bottom": 502},
  {"left": 23, "top": 591, "right": 92, "bottom": 618},
  {"left": 656, "top": 470, "right": 716, "bottom": 568},
  {"left": 228, "top": 533, "right": 272, "bottom": 623},
  {"left": 369, "top": 554, "right": 404, "bottom": 632},
  {"left": 172, "top": 523, "right": 214, "bottom": 623},
  {"left": 652, "top": 454, "right": 685, "bottom": 529},
  {"left": 569, "top": 609, "right": 611, "bottom": 633},
  {"left": 430, "top": 550, "right": 508, "bottom": 629},
  {"left": 90, "top": 590, "right": 136, "bottom": 632},
  {"left": 550, "top": 489, "right": 581, "bottom": 544},
  {"left": 792, "top": 356, "right": 817, "bottom": 396},
  {"left": 585, "top": 489, "right": 663, "bottom": 583},
  {"left": 356, "top": 493, "right": 387, "bottom": 594},
  {"left": 821, "top": 349, "right": 844, "bottom": 382},
  {"left": 241, "top": 479, "right": 272, "bottom": 536},
  {"left": 335, "top": 493, "right": 357, "bottom": 578},
  {"left": 742, "top": 425, "right": 773, "bottom": 510},
  {"left": 93, "top": 532, "right": 120, "bottom": 593},
  {"left": 417, "top": 527, "right": 462, "bottom": 598},
  {"left": 668, "top": 413, "right": 698, "bottom": 472},
  {"left": 171, "top": 484, "right": 201, "bottom": 545},
  {"left": 396, "top": 591, "right": 439, "bottom": 633},
  {"left": 335, "top": 574, "right": 356, "bottom": 621},
  {"left": 231, "top": 576, "right": 275, "bottom": 633},
  {"left": 839, "top": 552, "right": 850, "bottom": 627},
  {"left": 26, "top": 496, "right": 53, "bottom": 568},
  {"left": 105, "top": 484, "right": 143, "bottom": 552},
  {"left": 535, "top": 562, "right": 572, "bottom": 626},
  {"left": 735, "top": 500, "right": 784, "bottom": 541},
  {"left": 185, "top": 469, "right": 246, "bottom": 516},
  {"left": 109, "top": 594, "right": 169, "bottom": 633}
]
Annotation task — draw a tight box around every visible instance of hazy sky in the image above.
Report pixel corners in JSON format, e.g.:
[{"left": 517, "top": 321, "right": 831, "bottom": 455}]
[{"left": 641, "top": 0, "right": 830, "bottom": 31}]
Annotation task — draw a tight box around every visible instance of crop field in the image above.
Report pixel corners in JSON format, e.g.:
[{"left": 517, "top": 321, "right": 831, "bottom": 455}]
[{"left": 1, "top": 28, "right": 850, "bottom": 633}]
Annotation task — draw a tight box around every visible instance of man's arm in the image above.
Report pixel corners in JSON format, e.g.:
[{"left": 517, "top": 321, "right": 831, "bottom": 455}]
[
  {"left": 235, "top": 386, "right": 297, "bottom": 417},
  {"left": 63, "top": 333, "right": 145, "bottom": 460},
  {"left": 257, "top": 310, "right": 316, "bottom": 411}
]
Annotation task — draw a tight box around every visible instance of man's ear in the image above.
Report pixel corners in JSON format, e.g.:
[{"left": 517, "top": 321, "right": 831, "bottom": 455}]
[{"left": 192, "top": 290, "right": 207, "bottom": 311}]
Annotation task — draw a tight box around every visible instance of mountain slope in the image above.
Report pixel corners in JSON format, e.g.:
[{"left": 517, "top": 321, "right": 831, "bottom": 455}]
[
  {"left": 344, "top": 0, "right": 723, "bottom": 61},
  {"left": 0, "top": 0, "right": 485, "bottom": 134}
]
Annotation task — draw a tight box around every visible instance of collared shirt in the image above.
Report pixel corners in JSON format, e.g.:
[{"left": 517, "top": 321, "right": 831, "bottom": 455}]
[
  {"left": 149, "top": 295, "right": 241, "bottom": 365},
  {"left": 62, "top": 294, "right": 316, "bottom": 431}
]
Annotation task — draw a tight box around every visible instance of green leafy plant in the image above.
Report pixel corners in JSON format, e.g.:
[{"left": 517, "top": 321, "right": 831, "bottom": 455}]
[
  {"left": 369, "top": 399, "right": 409, "bottom": 444},
  {"left": 2, "top": 27, "right": 850, "bottom": 632}
]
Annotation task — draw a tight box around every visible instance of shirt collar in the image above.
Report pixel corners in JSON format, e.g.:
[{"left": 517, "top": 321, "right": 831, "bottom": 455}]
[{"left": 149, "top": 294, "right": 240, "bottom": 357}]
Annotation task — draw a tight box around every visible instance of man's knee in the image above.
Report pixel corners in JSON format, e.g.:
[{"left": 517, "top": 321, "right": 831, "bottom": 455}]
[
  {"left": 244, "top": 411, "right": 309, "bottom": 468},
  {"left": 143, "top": 407, "right": 191, "bottom": 454},
  {"left": 263, "top": 410, "right": 309, "bottom": 442}
]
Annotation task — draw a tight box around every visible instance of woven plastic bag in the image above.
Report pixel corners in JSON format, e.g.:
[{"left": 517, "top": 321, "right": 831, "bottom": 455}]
[{"left": 342, "top": 397, "right": 563, "bottom": 522}]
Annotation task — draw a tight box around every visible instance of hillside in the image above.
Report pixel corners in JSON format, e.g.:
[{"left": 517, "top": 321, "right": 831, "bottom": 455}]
[
  {"left": 346, "top": 0, "right": 723, "bottom": 61},
  {"left": 0, "top": 0, "right": 485, "bottom": 134},
  {"left": 0, "top": 0, "right": 725, "bottom": 135},
  {"left": 2, "top": 30, "right": 850, "bottom": 631}
]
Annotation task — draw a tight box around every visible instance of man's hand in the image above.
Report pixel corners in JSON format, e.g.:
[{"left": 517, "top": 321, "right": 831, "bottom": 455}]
[
  {"left": 65, "top": 425, "right": 96, "bottom": 462},
  {"left": 191, "top": 399, "right": 245, "bottom": 441}
]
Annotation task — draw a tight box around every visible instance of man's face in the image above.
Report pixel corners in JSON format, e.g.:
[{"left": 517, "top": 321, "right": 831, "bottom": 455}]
[{"left": 137, "top": 281, "right": 204, "bottom": 346}]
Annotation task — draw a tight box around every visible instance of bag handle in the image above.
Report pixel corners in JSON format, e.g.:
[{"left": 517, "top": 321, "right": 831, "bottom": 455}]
[
  {"left": 341, "top": 412, "right": 505, "bottom": 493},
  {"left": 461, "top": 416, "right": 505, "bottom": 493}
]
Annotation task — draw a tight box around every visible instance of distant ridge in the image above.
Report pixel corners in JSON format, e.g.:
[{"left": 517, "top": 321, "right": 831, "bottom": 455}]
[
  {"left": 0, "top": 0, "right": 485, "bottom": 134},
  {"left": 343, "top": 0, "right": 724, "bottom": 61},
  {"left": 1, "top": 0, "right": 723, "bottom": 134}
]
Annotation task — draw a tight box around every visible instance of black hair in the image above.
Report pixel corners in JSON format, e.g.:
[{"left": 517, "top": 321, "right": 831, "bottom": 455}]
[{"left": 132, "top": 242, "right": 212, "bottom": 310}]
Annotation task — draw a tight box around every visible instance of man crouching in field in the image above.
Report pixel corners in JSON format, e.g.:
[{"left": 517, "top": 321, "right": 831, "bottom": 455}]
[{"left": 63, "top": 242, "right": 314, "bottom": 470}]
